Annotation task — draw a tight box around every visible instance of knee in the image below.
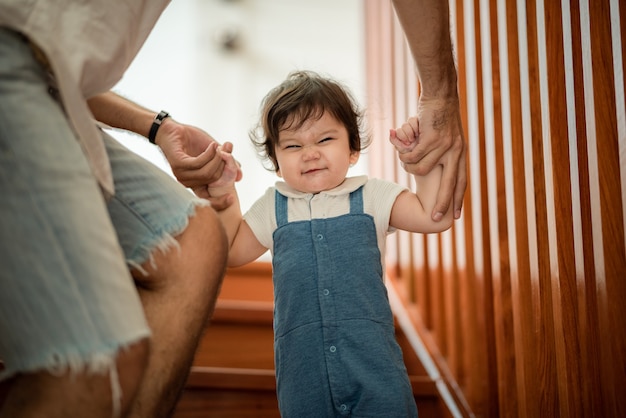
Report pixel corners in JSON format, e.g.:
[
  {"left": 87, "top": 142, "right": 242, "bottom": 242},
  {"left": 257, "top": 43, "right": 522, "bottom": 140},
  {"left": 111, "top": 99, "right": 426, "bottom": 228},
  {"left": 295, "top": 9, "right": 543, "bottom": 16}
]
[
  {"left": 175, "top": 204, "right": 229, "bottom": 282},
  {"left": 195, "top": 205, "right": 229, "bottom": 269},
  {"left": 134, "top": 204, "right": 228, "bottom": 291},
  {"left": 115, "top": 337, "right": 150, "bottom": 415},
  {"left": 178, "top": 205, "right": 229, "bottom": 304}
]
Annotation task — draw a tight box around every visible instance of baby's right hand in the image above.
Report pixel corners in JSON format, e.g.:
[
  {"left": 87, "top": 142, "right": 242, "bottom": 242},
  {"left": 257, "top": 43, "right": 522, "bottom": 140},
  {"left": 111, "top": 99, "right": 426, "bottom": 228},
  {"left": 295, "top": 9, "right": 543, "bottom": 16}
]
[
  {"left": 208, "top": 143, "right": 240, "bottom": 190},
  {"left": 389, "top": 116, "right": 419, "bottom": 154}
]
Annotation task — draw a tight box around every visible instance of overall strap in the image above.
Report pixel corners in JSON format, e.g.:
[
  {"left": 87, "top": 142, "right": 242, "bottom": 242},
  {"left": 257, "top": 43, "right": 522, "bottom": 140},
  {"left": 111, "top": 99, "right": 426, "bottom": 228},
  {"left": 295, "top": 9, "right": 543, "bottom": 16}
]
[
  {"left": 275, "top": 190, "right": 289, "bottom": 227},
  {"left": 349, "top": 186, "right": 364, "bottom": 215}
]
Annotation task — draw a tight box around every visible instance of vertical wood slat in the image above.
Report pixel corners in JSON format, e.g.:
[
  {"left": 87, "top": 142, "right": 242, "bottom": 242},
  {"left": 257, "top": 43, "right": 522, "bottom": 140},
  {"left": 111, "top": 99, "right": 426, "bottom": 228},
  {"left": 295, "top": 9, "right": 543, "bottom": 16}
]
[
  {"left": 566, "top": 0, "right": 606, "bottom": 415},
  {"left": 364, "top": 0, "right": 626, "bottom": 416},
  {"left": 451, "top": 0, "right": 490, "bottom": 413},
  {"left": 543, "top": 0, "right": 583, "bottom": 416},
  {"left": 500, "top": 0, "right": 533, "bottom": 414},
  {"left": 469, "top": 0, "right": 502, "bottom": 414},
  {"left": 391, "top": 7, "right": 420, "bottom": 326},
  {"left": 525, "top": 1, "right": 562, "bottom": 414},
  {"left": 588, "top": 0, "right": 626, "bottom": 415},
  {"left": 484, "top": 0, "right": 519, "bottom": 416}
]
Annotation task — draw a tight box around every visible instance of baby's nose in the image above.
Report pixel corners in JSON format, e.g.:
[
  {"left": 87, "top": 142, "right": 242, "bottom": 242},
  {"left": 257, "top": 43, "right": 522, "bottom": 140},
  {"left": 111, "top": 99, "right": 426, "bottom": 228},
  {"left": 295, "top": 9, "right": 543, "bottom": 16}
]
[{"left": 302, "top": 144, "right": 320, "bottom": 159}]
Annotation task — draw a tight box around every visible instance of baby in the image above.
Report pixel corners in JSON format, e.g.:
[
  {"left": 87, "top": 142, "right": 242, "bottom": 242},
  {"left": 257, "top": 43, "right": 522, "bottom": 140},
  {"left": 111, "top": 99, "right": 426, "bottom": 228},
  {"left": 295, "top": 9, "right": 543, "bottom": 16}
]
[{"left": 208, "top": 70, "right": 453, "bottom": 417}]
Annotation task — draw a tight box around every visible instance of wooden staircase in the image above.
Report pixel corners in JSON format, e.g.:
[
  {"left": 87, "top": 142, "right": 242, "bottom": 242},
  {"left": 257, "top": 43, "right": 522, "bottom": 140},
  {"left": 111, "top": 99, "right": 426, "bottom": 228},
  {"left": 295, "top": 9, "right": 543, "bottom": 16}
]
[{"left": 172, "top": 263, "right": 449, "bottom": 418}]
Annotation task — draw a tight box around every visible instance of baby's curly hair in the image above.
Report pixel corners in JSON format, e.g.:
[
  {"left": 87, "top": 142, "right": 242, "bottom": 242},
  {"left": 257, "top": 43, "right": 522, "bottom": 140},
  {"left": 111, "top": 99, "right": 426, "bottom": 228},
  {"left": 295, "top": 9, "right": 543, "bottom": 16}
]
[{"left": 249, "top": 70, "right": 371, "bottom": 172}]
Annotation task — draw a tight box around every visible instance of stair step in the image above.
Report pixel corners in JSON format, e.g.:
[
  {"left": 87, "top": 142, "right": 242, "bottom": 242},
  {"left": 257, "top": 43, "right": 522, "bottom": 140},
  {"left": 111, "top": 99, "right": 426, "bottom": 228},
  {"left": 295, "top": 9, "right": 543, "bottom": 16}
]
[
  {"left": 193, "top": 300, "right": 438, "bottom": 397},
  {"left": 187, "top": 365, "right": 437, "bottom": 397},
  {"left": 187, "top": 367, "right": 276, "bottom": 391},
  {"left": 195, "top": 300, "right": 275, "bottom": 370},
  {"left": 174, "top": 366, "right": 440, "bottom": 418},
  {"left": 173, "top": 264, "right": 444, "bottom": 417}
]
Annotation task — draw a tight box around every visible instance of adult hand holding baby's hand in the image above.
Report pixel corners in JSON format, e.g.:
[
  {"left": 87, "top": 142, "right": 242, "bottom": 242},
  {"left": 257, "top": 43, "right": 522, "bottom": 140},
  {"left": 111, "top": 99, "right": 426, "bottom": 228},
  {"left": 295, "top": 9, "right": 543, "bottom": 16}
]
[
  {"left": 208, "top": 142, "right": 241, "bottom": 189},
  {"left": 205, "top": 142, "right": 242, "bottom": 211}
]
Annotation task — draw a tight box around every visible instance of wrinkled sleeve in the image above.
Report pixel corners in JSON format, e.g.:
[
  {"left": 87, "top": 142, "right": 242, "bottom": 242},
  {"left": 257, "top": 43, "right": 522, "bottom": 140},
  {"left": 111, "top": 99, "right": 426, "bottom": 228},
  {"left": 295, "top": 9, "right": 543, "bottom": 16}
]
[
  {"left": 243, "top": 187, "right": 276, "bottom": 251},
  {"left": 364, "top": 178, "right": 407, "bottom": 235}
]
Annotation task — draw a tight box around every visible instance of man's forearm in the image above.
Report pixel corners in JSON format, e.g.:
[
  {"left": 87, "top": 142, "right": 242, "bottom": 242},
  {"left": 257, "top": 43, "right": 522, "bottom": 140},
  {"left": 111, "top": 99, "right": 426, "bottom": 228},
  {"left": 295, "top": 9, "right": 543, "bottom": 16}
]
[
  {"left": 87, "top": 91, "right": 156, "bottom": 138},
  {"left": 392, "top": 0, "right": 458, "bottom": 98}
]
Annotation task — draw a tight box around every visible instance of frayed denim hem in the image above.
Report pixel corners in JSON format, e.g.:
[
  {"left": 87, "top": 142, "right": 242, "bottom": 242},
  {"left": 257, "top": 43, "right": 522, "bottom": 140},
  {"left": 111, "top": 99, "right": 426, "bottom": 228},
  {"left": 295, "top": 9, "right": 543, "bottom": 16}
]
[{"left": 126, "top": 199, "right": 212, "bottom": 276}]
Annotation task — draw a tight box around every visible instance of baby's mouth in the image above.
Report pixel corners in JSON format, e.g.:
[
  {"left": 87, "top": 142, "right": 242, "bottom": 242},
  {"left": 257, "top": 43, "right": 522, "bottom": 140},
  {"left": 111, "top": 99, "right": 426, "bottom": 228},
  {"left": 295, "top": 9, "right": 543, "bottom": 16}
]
[{"left": 303, "top": 167, "right": 324, "bottom": 174}]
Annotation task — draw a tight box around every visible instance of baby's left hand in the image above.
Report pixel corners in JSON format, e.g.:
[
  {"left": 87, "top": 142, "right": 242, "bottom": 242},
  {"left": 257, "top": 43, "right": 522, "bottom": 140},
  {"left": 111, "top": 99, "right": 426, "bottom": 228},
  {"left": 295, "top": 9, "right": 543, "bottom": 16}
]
[{"left": 390, "top": 116, "right": 419, "bottom": 154}]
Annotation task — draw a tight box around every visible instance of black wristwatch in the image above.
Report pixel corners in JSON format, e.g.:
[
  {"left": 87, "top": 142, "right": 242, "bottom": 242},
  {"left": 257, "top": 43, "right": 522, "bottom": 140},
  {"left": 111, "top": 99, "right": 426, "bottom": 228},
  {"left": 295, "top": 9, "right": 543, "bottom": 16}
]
[{"left": 148, "top": 110, "right": 170, "bottom": 144}]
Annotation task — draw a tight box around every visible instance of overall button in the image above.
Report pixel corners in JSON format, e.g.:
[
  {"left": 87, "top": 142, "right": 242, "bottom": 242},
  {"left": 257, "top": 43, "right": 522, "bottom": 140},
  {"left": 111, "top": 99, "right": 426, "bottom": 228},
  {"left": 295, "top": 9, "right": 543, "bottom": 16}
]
[
  {"left": 329, "top": 345, "right": 336, "bottom": 353},
  {"left": 340, "top": 404, "right": 348, "bottom": 411},
  {"left": 316, "top": 234, "right": 323, "bottom": 240},
  {"left": 323, "top": 289, "right": 330, "bottom": 296}
]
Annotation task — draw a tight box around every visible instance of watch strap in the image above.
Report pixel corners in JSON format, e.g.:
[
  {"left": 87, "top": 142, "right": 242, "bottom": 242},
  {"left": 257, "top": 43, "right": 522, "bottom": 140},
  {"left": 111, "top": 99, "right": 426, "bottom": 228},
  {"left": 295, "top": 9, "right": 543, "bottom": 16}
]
[{"left": 148, "top": 110, "right": 170, "bottom": 144}]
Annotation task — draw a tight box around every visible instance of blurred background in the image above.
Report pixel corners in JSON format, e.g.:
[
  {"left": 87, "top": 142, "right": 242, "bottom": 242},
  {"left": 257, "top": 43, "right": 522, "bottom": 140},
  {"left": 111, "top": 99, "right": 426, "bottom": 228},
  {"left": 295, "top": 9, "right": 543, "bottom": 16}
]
[{"left": 109, "top": 0, "right": 368, "bottom": 223}]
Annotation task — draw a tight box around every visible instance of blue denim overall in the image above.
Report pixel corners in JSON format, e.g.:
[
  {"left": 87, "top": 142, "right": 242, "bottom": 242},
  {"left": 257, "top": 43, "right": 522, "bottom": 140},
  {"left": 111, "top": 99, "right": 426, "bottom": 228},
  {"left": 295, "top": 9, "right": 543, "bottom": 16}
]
[{"left": 272, "top": 187, "right": 418, "bottom": 417}]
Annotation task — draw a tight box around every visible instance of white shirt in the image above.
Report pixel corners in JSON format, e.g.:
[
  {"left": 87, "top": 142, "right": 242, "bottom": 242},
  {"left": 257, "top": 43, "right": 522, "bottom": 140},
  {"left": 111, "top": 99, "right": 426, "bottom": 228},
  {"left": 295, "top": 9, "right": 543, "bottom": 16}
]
[
  {"left": 0, "top": 0, "right": 171, "bottom": 194},
  {"left": 244, "top": 175, "right": 407, "bottom": 260}
]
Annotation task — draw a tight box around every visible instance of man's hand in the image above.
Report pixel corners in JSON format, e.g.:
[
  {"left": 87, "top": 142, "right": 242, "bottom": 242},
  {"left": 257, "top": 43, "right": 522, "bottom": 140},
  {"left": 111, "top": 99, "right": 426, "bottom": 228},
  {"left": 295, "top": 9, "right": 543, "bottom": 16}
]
[
  {"left": 398, "top": 97, "right": 467, "bottom": 219},
  {"left": 155, "top": 119, "right": 242, "bottom": 200}
]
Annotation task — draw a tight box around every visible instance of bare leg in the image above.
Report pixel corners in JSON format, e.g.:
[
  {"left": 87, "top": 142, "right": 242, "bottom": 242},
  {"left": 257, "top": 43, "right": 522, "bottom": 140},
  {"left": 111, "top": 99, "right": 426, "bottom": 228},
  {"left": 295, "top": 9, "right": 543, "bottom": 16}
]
[
  {"left": 0, "top": 206, "right": 226, "bottom": 418},
  {"left": 0, "top": 339, "right": 150, "bottom": 418},
  {"left": 126, "top": 205, "right": 228, "bottom": 417}
]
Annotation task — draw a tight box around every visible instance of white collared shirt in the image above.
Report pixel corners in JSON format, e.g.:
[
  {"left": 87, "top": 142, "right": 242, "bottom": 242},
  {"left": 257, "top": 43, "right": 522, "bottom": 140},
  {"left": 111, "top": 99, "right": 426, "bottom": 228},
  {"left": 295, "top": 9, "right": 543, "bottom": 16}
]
[{"left": 244, "top": 175, "right": 407, "bottom": 258}]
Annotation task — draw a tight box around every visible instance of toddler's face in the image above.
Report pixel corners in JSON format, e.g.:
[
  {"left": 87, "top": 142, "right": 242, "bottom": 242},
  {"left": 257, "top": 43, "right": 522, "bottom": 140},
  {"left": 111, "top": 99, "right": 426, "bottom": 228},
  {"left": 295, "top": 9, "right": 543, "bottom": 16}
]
[{"left": 275, "top": 111, "right": 359, "bottom": 194}]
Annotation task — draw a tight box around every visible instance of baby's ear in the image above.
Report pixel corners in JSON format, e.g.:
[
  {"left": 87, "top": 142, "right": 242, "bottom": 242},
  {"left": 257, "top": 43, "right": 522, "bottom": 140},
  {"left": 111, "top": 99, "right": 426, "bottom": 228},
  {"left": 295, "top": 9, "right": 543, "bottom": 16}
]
[{"left": 349, "top": 150, "right": 360, "bottom": 165}]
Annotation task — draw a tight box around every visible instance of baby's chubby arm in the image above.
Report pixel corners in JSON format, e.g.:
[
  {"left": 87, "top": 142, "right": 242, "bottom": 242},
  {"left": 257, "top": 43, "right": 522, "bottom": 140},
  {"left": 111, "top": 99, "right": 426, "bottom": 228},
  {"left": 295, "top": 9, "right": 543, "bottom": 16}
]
[
  {"left": 389, "top": 117, "right": 454, "bottom": 234},
  {"left": 207, "top": 143, "right": 243, "bottom": 247},
  {"left": 207, "top": 144, "right": 267, "bottom": 267}
]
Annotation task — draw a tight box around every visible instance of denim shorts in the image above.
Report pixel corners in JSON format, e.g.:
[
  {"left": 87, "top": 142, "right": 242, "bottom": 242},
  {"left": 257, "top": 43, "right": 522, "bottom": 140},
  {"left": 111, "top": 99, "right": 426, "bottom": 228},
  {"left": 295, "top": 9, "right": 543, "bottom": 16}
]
[{"left": 0, "top": 28, "right": 207, "bottom": 384}]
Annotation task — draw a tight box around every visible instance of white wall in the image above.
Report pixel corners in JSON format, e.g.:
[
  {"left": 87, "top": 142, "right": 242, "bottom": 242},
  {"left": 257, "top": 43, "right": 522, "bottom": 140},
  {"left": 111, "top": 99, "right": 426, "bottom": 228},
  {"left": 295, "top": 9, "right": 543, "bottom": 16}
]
[{"left": 110, "top": 0, "right": 367, "bottom": 219}]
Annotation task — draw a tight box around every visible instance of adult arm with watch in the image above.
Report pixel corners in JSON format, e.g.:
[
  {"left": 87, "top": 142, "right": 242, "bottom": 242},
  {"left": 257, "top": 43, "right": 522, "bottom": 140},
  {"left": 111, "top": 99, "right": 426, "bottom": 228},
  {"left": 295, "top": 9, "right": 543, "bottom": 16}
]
[{"left": 87, "top": 91, "right": 241, "bottom": 206}]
